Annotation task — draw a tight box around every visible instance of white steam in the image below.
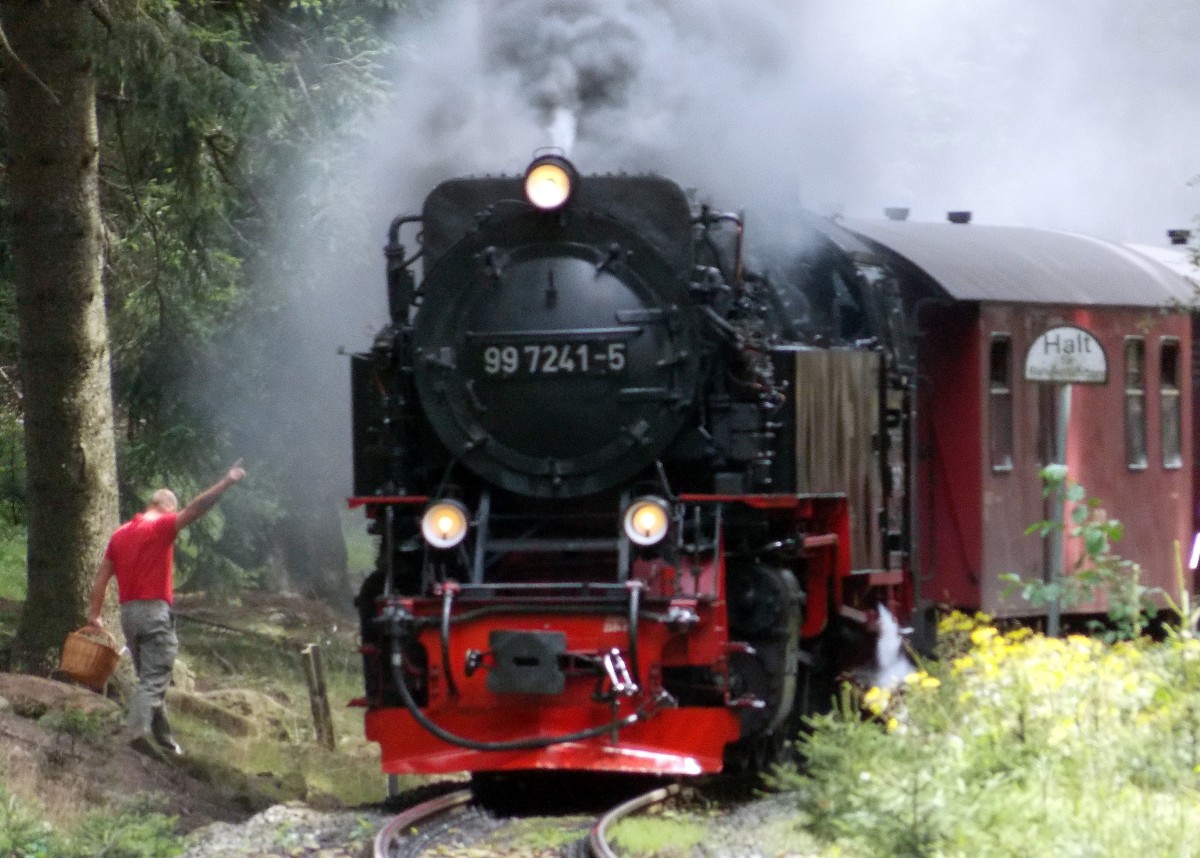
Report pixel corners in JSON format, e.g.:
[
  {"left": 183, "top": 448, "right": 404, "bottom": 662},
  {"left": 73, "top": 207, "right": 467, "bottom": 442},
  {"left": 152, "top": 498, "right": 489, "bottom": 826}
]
[
  {"left": 549, "top": 107, "right": 576, "bottom": 154},
  {"left": 873, "top": 604, "right": 915, "bottom": 690},
  {"left": 335, "top": 0, "right": 1200, "bottom": 265},
  {"left": 265, "top": 0, "right": 1200, "bottom": 495}
]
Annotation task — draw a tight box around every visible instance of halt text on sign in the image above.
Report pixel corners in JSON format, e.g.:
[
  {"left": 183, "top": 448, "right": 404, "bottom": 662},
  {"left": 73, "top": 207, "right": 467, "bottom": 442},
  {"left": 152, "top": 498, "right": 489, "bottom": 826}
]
[{"left": 1024, "top": 325, "right": 1107, "bottom": 384}]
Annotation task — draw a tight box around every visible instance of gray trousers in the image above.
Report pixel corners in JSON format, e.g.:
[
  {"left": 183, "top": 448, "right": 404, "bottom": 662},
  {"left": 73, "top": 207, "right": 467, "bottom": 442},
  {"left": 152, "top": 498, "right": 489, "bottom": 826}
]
[{"left": 119, "top": 599, "right": 178, "bottom": 738}]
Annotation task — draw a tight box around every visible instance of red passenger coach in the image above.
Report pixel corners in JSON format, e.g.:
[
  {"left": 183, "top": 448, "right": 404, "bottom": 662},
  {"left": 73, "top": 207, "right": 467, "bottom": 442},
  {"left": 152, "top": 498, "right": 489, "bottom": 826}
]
[{"left": 848, "top": 218, "right": 1198, "bottom": 623}]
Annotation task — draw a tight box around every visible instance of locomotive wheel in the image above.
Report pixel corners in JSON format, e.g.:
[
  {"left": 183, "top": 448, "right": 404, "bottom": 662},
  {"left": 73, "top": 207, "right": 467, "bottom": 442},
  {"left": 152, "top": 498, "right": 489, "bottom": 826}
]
[
  {"left": 722, "top": 642, "right": 796, "bottom": 774},
  {"left": 795, "top": 625, "right": 841, "bottom": 720},
  {"left": 722, "top": 624, "right": 841, "bottom": 777},
  {"left": 726, "top": 649, "right": 775, "bottom": 737}
]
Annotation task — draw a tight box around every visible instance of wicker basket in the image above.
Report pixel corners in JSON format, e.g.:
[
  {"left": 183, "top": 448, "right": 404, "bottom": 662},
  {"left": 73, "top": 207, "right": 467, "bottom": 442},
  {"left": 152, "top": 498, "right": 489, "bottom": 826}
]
[{"left": 59, "top": 626, "right": 120, "bottom": 691}]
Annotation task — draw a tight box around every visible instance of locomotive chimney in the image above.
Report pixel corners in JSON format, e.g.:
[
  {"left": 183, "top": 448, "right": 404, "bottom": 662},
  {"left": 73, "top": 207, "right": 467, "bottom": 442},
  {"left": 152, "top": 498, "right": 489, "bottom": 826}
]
[
  {"left": 884, "top": 207, "right": 910, "bottom": 222},
  {"left": 1167, "top": 229, "right": 1192, "bottom": 246},
  {"left": 947, "top": 211, "right": 972, "bottom": 225}
]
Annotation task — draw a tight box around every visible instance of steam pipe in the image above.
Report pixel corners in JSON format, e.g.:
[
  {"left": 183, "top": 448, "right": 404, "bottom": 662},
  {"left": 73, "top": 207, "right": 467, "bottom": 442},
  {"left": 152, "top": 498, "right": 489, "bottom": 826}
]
[
  {"left": 382, "top": 505, "right": 395, "bottom": 600},
  {"left": 701, "top": 306, "right": 741, "bottom": 342},
  {"left": 440, "top": 584, "right": 459, "bottom": 698},
  {"left": 386, "top": 215, "right": 425, "bottom": 268},
  {"left": 694, "top": 209, "right": 744, "bottom": 290},
  {"left": 626, "top": 581, "right": 642, "bottom": 691}
]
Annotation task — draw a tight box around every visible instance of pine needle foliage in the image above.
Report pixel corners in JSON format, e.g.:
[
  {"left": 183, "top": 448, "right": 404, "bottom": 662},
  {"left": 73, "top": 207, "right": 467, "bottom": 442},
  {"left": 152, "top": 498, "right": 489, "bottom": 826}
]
[{"left": 79, "top": 0, "right": 404, "bottom": 589}]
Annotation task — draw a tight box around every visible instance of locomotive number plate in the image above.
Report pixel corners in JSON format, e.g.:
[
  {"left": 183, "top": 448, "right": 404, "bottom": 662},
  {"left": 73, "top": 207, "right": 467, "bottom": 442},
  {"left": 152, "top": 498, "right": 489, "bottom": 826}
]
[{"left": 478, "top": 341, "right": 627, "bottom": 378}]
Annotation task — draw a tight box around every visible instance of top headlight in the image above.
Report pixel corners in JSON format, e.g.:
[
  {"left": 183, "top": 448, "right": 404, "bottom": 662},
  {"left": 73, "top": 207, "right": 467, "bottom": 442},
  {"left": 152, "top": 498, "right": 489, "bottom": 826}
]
[{"left": 523, "top": 155, "right": 577, "bottom": 210}]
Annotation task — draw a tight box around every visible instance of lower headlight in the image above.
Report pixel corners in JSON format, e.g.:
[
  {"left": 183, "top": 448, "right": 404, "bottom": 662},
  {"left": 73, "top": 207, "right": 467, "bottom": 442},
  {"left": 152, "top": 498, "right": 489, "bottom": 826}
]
[
  {"left": 421, "top": 500, "right": 469, "bottom": 549},
  {"left": 623, "top": 496, "right": 671, "bottom": 546}
]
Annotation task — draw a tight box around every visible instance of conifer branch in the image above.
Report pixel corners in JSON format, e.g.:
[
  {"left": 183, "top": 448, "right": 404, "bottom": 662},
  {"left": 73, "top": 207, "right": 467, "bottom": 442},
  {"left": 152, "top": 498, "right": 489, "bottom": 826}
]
[
  {"left": 0, "top": 21, "right": 60, "bottom": 105},
  {"left": 86, "top": 0, "right": 114, "bottom": 33}
]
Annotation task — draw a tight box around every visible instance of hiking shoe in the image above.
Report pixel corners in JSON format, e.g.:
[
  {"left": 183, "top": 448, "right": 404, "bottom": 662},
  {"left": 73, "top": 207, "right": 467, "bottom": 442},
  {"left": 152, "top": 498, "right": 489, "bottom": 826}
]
[
  {"left": 150, "top": 710, "right": 183, "bottom": 756},
  {"left": 128, "top": 734, "right": 169, "bottom": 762},
  {"left": 155, "top": 735, "right": 184, "bottom": 756}
]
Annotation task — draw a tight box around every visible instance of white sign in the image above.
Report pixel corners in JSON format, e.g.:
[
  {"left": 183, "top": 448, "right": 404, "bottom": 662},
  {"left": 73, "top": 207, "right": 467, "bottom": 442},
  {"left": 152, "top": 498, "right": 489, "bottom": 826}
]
[{"left": 1024, "top": 325, "right": 1107, "bottom": 384}]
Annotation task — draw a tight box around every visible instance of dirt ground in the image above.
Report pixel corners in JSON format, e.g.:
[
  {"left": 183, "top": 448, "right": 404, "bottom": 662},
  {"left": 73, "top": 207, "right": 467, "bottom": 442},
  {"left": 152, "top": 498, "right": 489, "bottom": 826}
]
[
  {"left": 0, "top": 590, "right": 368, "bottom": 835},
  {"left": 0, "top": 674, "right": 254, "bottom": 833}
]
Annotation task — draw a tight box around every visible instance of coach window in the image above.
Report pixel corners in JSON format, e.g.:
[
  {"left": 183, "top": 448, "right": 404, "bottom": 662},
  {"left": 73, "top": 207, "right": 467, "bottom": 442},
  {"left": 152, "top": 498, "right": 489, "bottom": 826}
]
[
  {"left": 1124, "top": 337, "right": 1148, "bottom": 470},
  {"left": 1161, "top": 338, "right": 1182, "bottom": 469},
  {"left": 988, "top": 334, "right": 1013, "bottom": 472}
]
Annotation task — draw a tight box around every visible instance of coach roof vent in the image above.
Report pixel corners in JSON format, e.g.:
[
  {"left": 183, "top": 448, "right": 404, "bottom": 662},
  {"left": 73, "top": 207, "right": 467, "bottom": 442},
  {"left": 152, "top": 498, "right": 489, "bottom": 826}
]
[
  {"left": 947, "top": 211, "right": 972, "bottom": 224},
  {"left": 884, "top": 207, "right": 909, "bottom": 221},
  {"left": 1167, "top": 229, "right": 1192, "bottom": 246}
]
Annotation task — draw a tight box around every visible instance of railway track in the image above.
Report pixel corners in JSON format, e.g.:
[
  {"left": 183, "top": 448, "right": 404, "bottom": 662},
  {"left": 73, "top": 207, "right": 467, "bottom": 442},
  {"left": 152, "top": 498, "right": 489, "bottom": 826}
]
[
  {"left": 373, "top": 782, "right": 682, "bottom": 858},
  {"left": 587, "top": 783, "right": 681, "bottom": 858}
]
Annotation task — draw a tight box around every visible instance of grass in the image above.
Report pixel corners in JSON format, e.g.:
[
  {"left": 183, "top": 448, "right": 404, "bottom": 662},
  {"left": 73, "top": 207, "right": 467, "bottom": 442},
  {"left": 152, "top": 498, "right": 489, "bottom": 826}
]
[
  {"left": 482, "top": 817, "right": 593, "bottom": 853},
  {"left": 0, "top": 521, "right": 26, "bottom": 602},
  {"left": 608, "top": 815, "right": 709, "bottom": 856},
  {"left": 0, "top": 780, "right": 182, "bottom": 858},
  {"left": 165, "top": 609, "right": 395, "bottom": 807}
]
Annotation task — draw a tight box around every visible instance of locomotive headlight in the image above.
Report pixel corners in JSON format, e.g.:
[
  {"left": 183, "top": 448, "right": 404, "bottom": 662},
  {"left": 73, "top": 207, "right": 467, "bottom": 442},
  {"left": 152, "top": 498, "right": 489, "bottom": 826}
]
[
  {"left": 421, "top": 500, "right": 469, "bottom": 549},
  {"left": 623, "top": 496, "right": 671, "bottom": 547},
  {"left": 523, "top": 155, "right": 577, "bottom": 210}
]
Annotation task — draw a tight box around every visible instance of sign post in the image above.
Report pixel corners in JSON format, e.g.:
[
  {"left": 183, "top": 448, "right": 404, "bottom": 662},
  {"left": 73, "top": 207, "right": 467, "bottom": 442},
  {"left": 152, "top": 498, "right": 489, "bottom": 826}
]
[{"left": 1023, "top": 325, "right": 1108, "bottom": 636}]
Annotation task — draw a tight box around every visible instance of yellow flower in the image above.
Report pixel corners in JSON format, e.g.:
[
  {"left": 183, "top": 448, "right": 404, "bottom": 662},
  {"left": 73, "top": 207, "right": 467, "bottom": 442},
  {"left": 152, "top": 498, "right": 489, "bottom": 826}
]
[
  {"left": 970, "top": 627, "right": 998, "bottom": 646},
  {"left": 863, "top": 686, "right": 890, "bottom": 715},
  {"left": 938, "top": 611, "right": 975, "bottom": 633}
]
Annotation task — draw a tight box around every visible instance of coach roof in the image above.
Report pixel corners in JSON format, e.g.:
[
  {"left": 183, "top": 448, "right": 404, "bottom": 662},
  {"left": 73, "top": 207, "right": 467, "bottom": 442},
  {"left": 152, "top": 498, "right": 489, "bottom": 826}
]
[{"left": 842, "top": 219, "right": 1195, "bottom": 308}]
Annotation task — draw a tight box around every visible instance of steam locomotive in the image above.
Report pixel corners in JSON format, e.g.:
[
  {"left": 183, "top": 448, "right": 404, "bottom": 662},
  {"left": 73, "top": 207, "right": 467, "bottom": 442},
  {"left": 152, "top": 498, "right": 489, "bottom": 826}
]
[{"left": 351, "top": 154, "right": 915, "bottom": 777}]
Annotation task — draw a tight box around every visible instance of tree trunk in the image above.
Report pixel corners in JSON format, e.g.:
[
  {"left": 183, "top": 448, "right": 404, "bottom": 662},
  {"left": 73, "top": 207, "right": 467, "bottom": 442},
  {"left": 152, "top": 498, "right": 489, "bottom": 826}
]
[{"left": 1, "top": 1, "right": 119, "bottom": 672}]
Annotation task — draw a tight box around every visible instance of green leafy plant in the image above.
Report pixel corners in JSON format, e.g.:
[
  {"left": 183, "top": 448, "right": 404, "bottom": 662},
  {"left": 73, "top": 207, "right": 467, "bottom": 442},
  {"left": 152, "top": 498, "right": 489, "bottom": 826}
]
[
  {"left": 770, "top": 619, "right": 1200, "bottom": 856},
  {"left": 1000, "top": 465, "right": 1156, "bottom": 640},
  {"left": 1163, "top": 538, "right": 1200, "bottom": 637},
  {"left": 39, "top": 708, "right": 113, "bottom": 741},
  {"left": 0, "top": 520, "right": 28, "bottom": 602},
  {"left": 0, "top": 787, "right": 56, "bottom": 858},
  {"left": 63, "top": 794, "right": 182, "bottom": 858}
]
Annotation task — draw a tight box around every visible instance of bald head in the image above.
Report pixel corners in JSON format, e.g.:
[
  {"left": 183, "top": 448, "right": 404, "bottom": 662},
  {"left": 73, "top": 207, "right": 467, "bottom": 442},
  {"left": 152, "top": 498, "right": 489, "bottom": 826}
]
[{"left": 148, "top": 489, "right": 178, "bottom": 513}]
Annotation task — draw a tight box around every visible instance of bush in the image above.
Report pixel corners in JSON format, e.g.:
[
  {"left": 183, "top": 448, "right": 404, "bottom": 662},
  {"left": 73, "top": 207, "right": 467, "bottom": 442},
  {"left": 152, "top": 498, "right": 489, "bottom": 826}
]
[
  {"left": 1000, "top": 467, "right": 1156, "bottom": 641},
  {"left": 0, "top": 787, "right": 56, "bottom": 858},
  {"left": 0, "top": 784, "right": 182, "bottom": 858},
  {"left": 771, "top": 617, "right": 1200, "bottom": 856}
]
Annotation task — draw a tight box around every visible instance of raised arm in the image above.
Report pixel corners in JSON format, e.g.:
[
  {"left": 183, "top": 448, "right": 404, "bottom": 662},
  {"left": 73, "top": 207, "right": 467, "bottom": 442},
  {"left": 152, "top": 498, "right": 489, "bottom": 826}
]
[{"left": 175, "top": 459, "right": 247, "bottom": 532}]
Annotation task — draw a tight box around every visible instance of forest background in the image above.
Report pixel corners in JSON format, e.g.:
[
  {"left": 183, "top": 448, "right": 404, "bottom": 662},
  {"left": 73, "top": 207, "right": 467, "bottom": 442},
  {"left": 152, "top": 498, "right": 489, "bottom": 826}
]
[{"left": 0, "top": 0, "right": 416, "bottom": 671}]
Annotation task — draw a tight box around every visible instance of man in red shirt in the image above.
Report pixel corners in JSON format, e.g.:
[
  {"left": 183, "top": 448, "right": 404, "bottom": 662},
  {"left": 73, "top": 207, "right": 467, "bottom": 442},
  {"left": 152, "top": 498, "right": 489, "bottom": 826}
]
[{"left": 86, "top": 460, "right": 247, "bottom": 756}]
